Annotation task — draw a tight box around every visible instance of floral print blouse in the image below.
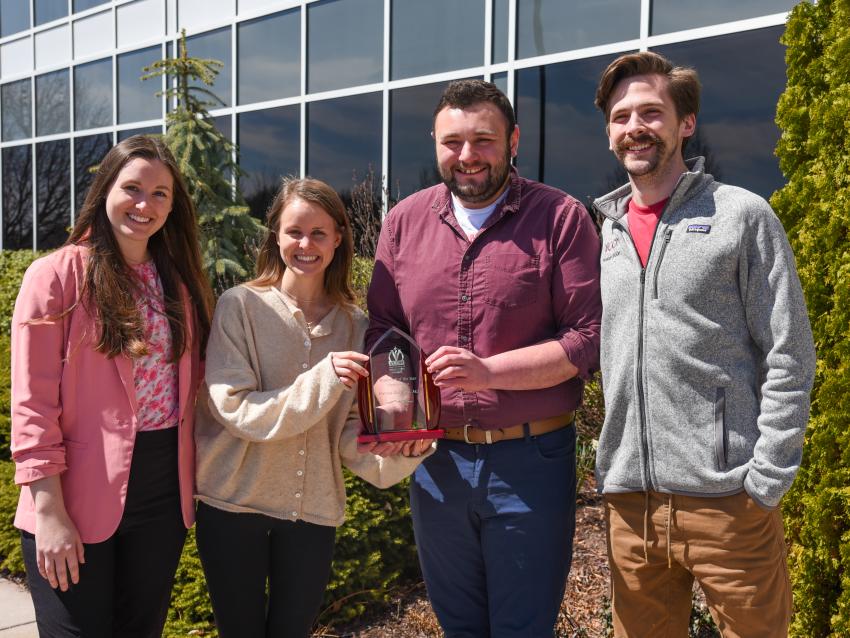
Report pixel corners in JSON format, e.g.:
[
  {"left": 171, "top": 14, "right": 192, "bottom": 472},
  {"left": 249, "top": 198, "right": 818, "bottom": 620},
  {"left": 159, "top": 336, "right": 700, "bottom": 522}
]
[{"left": 132, "top": 261, "right": 179, "bottom": 432}]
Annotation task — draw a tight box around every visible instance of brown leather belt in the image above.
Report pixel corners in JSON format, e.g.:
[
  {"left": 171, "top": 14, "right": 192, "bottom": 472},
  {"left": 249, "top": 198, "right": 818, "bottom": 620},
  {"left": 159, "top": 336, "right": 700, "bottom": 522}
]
[{"left": 443, "top": 411, "right": 575, "bottom": 444}]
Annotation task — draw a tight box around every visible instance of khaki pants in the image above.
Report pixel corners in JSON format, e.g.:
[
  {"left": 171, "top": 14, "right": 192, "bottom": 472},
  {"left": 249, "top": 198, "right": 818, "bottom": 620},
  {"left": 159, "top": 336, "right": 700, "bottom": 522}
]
[{"left": 604, "top": 490, "right": 792, "bottom": 638}]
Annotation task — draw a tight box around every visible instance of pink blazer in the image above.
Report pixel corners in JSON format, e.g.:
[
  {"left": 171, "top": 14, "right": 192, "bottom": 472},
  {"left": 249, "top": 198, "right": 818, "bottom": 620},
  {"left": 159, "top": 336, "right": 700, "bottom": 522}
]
[{"left": 11, "top": 244, "right": 201, "bottom": 543}]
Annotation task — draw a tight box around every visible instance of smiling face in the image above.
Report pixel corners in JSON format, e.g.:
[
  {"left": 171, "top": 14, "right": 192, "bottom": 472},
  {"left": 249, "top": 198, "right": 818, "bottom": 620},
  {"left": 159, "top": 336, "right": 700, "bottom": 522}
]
[
  {"left": 104, "top": 157, "right": 173, "bottom": 263},
  {"left": 606, "top": 73, "right": 695, "bottom": 183},
  {"left": 434, "top": 102, "right": 519, "bottom": 209},
  {"left": 277, "top": 197, "right": 342, "bottom": 285}
]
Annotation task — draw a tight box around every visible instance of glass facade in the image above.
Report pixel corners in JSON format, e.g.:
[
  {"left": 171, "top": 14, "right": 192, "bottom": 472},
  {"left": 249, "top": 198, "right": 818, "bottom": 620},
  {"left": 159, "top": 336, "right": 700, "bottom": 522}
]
[
  {"left": 74, "top": 58, "right": 112, "bottom": 131},
  {"left": 35, "top": 0, "right": 68, "bottom": 27},
  {"left": 2, "top": 146, "right": 33, "bottom": 250},
  {"left": 238, "top": 106, "right": 300, "bottom": 218},
  {"left": 391, "top": 0, "right": 484, "bottom": 80},
  {"left": 516, "top": 0, "right": 640, "bottom": 58},
  {"left": 308, "top": 0, "right": 383, "bottom": 93},
  {"left": 238, "top": 10, "right": 300, "bottom": 105},
  {"left": 0, "top": 0, "right": 29, "bottom": 37},
  {"left": 118, "top": 46, "right": 162, "bottom": 125},
  {"left": 307, "top": 92, "right": 382, "bottom": 197},
  {"left": 35, "top": 69, "right": 70, "bottom": 136},
  {"left": 0, "top": 0, "right": 801, "bottom": 250},
  {"left": 1, "top": 80, "right": 32, "bottom": 142},
  {"left": 36, "top": 139, "right": 71, "bottom": 249},
  {"left": 74, "top": 133, "right": 111, "bottom": 212}
]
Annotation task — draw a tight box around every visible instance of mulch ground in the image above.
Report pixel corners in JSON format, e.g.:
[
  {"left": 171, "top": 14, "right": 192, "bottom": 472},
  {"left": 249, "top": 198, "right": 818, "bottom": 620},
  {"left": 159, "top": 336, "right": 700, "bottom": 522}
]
[{"left": 319, "top": 479, "right": 612, "bottom": 637}]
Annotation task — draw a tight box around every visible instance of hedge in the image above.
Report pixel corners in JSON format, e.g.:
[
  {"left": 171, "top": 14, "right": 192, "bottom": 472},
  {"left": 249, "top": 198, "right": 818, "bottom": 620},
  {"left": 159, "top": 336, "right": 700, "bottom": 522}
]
[{"left": 772, "top": 1, "right": 850, "bottom": 635}]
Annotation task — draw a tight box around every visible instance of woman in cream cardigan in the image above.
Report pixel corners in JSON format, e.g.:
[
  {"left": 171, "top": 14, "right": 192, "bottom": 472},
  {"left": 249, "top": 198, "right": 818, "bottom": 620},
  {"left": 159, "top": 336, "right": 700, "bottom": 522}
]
[{"left": 194, "top": 177, "right": 429, "bottom": 638}]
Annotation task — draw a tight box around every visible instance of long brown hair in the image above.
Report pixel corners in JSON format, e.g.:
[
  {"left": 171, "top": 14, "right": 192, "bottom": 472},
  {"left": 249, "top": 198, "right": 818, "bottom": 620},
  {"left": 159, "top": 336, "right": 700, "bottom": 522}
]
[
  {"left": 67, "top": 134, "right": 213, "bottom": 360},
  {"left": 248, "top": 177, "right": 355, "bottom": 307}
]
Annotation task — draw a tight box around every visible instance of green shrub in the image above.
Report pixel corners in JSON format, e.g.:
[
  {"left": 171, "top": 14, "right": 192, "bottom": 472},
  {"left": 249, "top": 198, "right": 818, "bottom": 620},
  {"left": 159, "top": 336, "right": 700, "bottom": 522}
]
[
  {"left": 0, "top": 251, "right": 44, "bottom": 337},
  {"left": 772, "top": 1, "right": 850, "bottom": 635},
  {"left": 0, "top": 460, "right": 24, "bottom": 575}
]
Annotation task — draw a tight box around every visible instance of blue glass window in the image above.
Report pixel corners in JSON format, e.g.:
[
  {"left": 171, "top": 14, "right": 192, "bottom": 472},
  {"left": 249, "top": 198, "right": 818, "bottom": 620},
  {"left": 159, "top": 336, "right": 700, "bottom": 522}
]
[
  {"left": 186, "top": 28, "right": 232, "bottom": 108},
  {"left": 118, "top": 46, "right": 162, "bottom": 124},
  {"left": 36, "top": 69, "right": 70, "bottom": 136},
  {"left": 516, "top": 0, "right": 639, "bottom": 58},
  {"left": 651, "top": 0, "right": 797, "bottom": 35},
  {"left": 1, "top": 0, "right": 30, "bottom": 37},
  {"left": 307, "top": 0, "right": 383, "bottom": 93},
  {"left": 652, "top": 26, "right": 787, "bottom": 199},
  {"left": 74, "top": 133, "right": 112, "bottom": 212},
  {"left": 391, "top": 0, "right": 484, "bottom": 80},
  {"left": 36, "top": 139, "right": 71, "bottom": 249},
  {"left": 2, "top": 145, "right": 33, "bottom": 250},
  {"left": 2, "top": 80, "right": 32, "bottom": 141},
  {"left": 516, "top": 54, "right": 627, "bottom": 207},
  {"left": 74, "top": 58, "right": 113, "bottom": 130},
  {"left": 307, "top": 92, "right": 382, "bottom": 198},
  {"left": 35, "top": 0, "right": 67, "bottom": 25},
  {"left": 238, "top": 106, "right": 300, "bottom": 218},
  {"left": 238, "top": 9, "right": 300, "bottom": 105}
]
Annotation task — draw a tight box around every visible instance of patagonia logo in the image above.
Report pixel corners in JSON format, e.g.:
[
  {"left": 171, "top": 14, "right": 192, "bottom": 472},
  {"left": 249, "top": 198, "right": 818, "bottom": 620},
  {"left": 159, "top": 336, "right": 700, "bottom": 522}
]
[{"left": 687, "top": 224, "right": 711, "bottom": 234}]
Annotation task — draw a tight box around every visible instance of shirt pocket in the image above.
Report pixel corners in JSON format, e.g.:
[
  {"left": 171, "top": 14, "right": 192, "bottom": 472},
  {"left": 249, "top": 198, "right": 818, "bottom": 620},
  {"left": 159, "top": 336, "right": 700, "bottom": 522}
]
[{"left": 483, "top": 253, "right": 541, "bottom": 309}]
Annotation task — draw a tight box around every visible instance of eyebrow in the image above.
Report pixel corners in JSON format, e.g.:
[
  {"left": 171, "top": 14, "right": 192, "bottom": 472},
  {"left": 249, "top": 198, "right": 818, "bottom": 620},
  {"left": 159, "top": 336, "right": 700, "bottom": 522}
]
[{"left": 438, "top": 128, "right": 500, "bottom": 139}]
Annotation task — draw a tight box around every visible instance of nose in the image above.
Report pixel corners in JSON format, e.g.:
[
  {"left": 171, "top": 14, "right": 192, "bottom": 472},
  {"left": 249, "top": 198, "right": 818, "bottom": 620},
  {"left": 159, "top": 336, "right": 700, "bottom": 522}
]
[
  {"left": 134, "top": 193, "right": 149, "bottom": 210},
  {"left": 625, "top": 111, "right": 646, "bottom": 136},
  {"left": 458, "top": 140, "right": 477, "bottom": 164},
  {"left": 298, "top": 235, "right": 312, "bottom": 249}
]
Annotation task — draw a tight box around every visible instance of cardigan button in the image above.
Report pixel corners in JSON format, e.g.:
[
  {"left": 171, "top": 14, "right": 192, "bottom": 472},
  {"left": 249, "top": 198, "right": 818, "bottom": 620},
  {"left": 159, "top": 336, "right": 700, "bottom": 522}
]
[{"left": 302, "top": 363, "right": 309, "bottom": 369}]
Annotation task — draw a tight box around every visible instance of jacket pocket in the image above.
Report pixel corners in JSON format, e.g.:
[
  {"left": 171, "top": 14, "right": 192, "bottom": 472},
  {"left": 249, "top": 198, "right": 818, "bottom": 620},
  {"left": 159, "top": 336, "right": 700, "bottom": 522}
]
[
  {"left": 714, "top": 387, "right": 728, "bottom": 471},
  {"left": 483, "top": 253, "right": 540, "bottom": 309},
  {"left": 652, "top": 228, "right": 673, "bottom": 300}
]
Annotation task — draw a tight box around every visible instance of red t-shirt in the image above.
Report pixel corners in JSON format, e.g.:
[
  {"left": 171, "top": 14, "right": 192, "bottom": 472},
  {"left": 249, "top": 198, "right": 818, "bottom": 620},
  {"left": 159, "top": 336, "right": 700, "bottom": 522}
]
[{"left": 627, "top": 197, "right": 669, "bottom": 267}]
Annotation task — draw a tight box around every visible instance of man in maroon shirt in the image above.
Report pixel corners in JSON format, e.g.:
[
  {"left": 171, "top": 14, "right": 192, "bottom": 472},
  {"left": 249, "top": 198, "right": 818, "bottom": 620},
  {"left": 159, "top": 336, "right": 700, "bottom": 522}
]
[{"left": 366, "top": 79, "right": 602, "bottom": 636}]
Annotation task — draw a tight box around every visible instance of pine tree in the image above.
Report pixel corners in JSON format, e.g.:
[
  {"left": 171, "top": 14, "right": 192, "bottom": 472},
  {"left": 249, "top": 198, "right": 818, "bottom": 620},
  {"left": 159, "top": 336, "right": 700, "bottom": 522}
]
[
  {"left": 143, "top": 31, "right": 263, "bottom": 292},
  {"left": 772, "top": 1, "right": 850, "bottom": 635}
]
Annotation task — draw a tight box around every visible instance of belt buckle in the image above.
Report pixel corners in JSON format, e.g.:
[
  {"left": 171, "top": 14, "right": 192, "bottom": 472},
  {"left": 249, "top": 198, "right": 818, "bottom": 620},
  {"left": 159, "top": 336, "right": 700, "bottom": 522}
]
[{"left": 463, "top": 424, "right": 493, "bottom": 444}]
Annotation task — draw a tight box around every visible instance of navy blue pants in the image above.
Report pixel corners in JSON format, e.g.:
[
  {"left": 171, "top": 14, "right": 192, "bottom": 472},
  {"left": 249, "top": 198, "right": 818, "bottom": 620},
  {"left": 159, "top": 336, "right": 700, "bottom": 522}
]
[{"left": 410, "top": 424, "right": 577, "bottom": 637}]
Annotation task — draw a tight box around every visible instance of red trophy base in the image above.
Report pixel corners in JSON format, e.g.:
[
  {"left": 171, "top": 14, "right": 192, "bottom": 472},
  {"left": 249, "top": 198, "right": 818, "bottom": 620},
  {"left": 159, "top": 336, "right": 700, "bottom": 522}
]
[{"left": 357, "top": 429, "right": 445, "bottom": 444}]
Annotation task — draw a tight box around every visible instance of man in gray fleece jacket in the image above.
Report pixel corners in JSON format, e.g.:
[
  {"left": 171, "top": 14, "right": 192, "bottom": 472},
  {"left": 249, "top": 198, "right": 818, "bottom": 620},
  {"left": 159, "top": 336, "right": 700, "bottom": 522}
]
[{"left": 592, "top": 51, "right": 815, "bottom": 637}]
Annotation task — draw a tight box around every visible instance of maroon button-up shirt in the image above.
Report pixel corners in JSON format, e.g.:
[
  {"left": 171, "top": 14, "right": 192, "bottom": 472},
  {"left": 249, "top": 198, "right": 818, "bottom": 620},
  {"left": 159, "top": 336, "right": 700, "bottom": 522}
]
[{"left": 366, "top": 171, "right": 602, "bottom": 430}]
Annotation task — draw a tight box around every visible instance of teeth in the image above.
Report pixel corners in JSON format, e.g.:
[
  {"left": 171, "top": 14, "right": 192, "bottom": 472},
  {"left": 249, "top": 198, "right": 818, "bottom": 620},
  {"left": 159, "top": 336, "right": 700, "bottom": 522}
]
[
  {"left": 128, "top": 214, "right": 151, "bottom": 223},
  {"left": 295, "top": 255, "right": 318, "bottom": 262},
  {"left": 458, "top": 167, "right": 483, "bottom": 174}
]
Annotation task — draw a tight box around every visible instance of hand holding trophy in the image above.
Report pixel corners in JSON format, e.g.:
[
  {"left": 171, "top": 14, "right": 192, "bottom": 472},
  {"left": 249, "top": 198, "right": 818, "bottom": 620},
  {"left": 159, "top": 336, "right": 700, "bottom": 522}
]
[{"left": 357, "top": 327, "right": 444, "bottom": 443}]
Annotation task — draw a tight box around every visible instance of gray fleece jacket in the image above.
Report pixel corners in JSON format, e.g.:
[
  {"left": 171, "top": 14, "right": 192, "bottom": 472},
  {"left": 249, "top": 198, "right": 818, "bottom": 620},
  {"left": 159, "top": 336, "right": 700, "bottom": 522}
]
[{"left": 593, "top": 157, "right": 815, "bottom": 509}]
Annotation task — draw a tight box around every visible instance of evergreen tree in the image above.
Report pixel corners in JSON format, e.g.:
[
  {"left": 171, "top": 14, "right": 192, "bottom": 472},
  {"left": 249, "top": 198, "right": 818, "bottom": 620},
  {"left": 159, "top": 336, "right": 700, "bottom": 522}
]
[
  {"left": 772, "top": 1, "right": 850, "bottom": 635},
  {"left": 143, "top": 31, "right": 262, "bottom": 291}
]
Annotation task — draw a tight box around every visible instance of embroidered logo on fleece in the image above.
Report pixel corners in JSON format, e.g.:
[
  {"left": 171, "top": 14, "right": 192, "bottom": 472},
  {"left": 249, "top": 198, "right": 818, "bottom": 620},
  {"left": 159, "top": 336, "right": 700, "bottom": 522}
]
[
  {"left": 602, "top": 237, "right": 622, "bottom": 262},
  {"left": 687, "top": 224, "right": 711, "bottom": 234}
]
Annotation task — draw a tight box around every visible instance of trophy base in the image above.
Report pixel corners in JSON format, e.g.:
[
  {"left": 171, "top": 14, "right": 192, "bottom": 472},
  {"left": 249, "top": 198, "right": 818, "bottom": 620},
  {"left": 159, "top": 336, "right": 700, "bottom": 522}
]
[{"left": 357, "top": 429, "right": 445, "bottom": 444}]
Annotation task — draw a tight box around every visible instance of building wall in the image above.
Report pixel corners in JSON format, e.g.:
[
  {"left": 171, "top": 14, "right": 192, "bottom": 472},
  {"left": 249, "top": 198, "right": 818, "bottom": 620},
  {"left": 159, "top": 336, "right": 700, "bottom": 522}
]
[{"left": 0, "top": 0, "right": 799, "bottom": 250}]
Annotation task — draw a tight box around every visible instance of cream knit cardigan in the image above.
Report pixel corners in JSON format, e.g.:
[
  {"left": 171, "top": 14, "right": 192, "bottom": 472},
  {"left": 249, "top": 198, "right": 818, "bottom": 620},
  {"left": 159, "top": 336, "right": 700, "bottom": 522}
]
[{"left": 194, "top": 284, "right": 426, "bottom": 527}]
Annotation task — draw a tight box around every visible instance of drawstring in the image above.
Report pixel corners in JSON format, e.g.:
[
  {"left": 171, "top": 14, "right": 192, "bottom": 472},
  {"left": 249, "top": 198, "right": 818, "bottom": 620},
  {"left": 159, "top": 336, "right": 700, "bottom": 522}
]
[
  {"left": 643, "top": 491, "right": 650, "bottom": 562},
  {"left": 666, "top": 494, "right": 674, "bottom": 568}
]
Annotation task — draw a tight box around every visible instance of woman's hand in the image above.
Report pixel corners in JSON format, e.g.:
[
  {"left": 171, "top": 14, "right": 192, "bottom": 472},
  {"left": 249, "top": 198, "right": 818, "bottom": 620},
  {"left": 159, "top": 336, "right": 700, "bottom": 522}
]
[
  {"left": 331, "top": 351, "right": 369, "bottom": 389},
  {"left": 30, "top": 475, "right": 85, "bottom": 591},
  {"left": 35, "top": 509, "right": 85, "bottom": 591}
]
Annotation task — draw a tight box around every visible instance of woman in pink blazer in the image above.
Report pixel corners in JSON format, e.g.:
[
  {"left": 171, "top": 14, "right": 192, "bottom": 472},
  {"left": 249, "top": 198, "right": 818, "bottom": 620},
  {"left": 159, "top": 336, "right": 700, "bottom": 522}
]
[{"left": 11, "top": 135, "right": 213, "bottom": 638}]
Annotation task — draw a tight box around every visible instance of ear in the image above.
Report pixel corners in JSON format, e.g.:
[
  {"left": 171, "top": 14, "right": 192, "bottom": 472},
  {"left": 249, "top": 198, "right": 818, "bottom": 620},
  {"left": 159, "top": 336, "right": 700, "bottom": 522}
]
[
  {"left": 606, "top": 124, "right": 613, "bottom": 151},
  {"left": 509, "top": 125, "right": 520, "bottom": 158},
  {"left": 680, "top": 113, "right": 696, "bottom": 138}
]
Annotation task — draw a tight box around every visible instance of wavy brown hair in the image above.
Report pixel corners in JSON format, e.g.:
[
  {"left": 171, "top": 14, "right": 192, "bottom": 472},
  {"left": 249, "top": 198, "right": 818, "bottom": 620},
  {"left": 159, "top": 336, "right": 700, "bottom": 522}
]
[
  {"left": 248, "top": 176, "right": 355, "bottom": 307},
  {"left": 67, "top": 134, "right": 213, "bottom": 360}
]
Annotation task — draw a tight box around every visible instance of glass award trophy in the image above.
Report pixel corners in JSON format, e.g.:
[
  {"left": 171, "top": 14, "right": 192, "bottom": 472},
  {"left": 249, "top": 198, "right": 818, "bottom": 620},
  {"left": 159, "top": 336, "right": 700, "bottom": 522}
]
[{"left": 357, "top": 327, "right": 444, "bottom": 443}]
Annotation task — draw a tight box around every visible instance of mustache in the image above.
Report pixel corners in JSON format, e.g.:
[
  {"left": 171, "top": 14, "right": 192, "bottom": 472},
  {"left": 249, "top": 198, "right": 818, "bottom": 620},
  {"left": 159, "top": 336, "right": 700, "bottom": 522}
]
[{"left": 615, "top": 133, "right": 661, "bottom": 153}]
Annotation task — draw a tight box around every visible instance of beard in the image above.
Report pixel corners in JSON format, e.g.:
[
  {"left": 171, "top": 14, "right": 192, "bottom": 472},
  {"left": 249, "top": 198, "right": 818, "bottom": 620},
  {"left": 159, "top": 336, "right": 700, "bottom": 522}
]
[
  {"left": 439, "top": 147, "right": 512, "bottom": 204},
  {"left": 613, "top": 132, "right": 670, "bottom": 178}
]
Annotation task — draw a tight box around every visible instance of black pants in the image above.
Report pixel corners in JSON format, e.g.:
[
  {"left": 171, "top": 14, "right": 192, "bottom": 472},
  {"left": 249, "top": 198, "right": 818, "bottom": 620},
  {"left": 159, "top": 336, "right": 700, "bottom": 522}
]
[
  {"left": 195, "top": 500, "right": 336, "bottom": 638},
  {"left": 22, "top": 427, "right": 187, "bottom": 638}
]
